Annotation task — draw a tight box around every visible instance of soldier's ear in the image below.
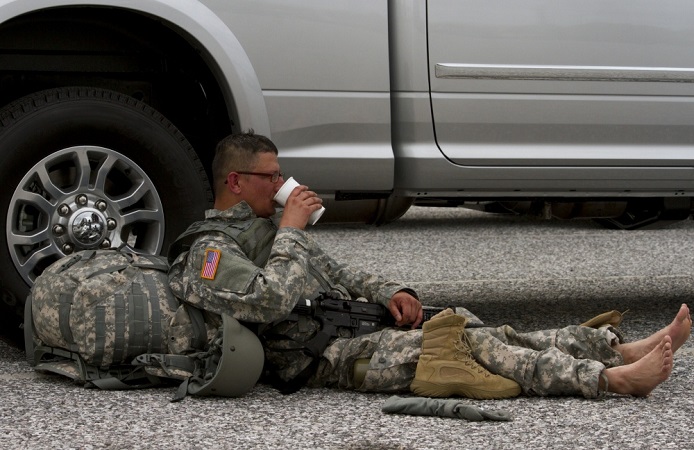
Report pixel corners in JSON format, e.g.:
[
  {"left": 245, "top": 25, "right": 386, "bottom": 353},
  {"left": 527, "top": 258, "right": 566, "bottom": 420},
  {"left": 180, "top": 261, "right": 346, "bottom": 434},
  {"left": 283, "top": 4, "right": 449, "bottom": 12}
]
[{"left": 225, "top": 172, "right": 243, "bottom": 194}]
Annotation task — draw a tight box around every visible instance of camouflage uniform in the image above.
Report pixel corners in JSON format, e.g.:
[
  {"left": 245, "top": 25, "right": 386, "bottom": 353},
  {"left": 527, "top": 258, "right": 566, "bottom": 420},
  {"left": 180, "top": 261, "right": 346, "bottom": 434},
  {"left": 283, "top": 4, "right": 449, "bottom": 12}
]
[
  {"left": 169, "top": 203, "right": 624, "bottom": 398},
  {"left": 168, "top": 202, "right": 417, "bottom": 390}
]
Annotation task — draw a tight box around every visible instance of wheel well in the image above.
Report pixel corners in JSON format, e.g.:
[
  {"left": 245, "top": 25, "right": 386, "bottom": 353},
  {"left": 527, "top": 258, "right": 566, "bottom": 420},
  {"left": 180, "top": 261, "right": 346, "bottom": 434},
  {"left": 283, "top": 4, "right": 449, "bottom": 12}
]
[{"left": 0, "top": 6, "right": 234, "bottom": 179}]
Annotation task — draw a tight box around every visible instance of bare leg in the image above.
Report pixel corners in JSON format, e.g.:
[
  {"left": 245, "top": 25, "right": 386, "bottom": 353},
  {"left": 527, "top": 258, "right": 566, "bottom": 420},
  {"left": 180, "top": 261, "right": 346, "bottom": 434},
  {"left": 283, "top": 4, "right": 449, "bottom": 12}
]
[
  {"left": 601, "top": 336, "right": 673, "bottom": 397},
  {"left": 615, "top": 303, "right": 691, "bottom": 364}
]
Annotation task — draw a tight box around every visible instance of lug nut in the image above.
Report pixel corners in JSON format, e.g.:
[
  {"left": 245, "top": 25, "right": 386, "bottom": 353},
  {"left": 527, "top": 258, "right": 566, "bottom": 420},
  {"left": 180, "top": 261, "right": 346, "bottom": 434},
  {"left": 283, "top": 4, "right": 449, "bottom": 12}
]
[
  {"left": 52, "top": 224, "right": 66, "bottom": 236},
  {"left": 100, "top": 239, "right": 111, "bottom": 249},
  {"left": 58, "top": 204, "right": 71, "bottom": 216},
  {"left": 76, "top": 194, "right": 88, "bottom": 206},
  {"left": 106, "top": 218, "right": 117, "bottom": 230},
  {"left": 62, "top": 243, "right": 74, "bottom": 254},
  {"left": 95, "top": 200, "right": 107, "bottom": 211}
]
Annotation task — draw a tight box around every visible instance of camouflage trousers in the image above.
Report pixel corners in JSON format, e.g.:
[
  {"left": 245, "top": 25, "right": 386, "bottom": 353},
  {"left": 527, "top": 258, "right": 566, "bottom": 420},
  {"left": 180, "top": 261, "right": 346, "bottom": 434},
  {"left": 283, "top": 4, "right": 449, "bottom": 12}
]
[
  {"left": 310, "top": 328, "right": 423, "bottom": 393},
  {"left": 310, "top": 323, "right": 623, "bottom": 399},
  {"left": 466, "top": 325, "right": 624, "bottom": 398}
]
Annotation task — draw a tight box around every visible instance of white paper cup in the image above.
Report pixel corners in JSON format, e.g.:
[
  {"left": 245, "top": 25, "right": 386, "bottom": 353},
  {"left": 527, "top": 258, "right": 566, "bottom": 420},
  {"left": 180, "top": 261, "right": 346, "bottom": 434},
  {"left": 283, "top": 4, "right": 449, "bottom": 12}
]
[
  {"left": 273, "top": 176, "right": 326, "bottom": 225},
  {"left": 273, "top": 176, "right": 299, "bottom": 205}
]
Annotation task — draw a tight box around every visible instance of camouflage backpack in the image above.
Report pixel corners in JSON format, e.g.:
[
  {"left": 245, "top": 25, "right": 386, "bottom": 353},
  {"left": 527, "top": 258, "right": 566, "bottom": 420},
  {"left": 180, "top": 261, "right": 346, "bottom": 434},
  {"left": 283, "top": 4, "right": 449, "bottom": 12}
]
[
  {"left": 25, "top": 246, "right": 265, "bottom": 399},
  {"left": 25, "top": 247, "right": 183, "bottom": 389}
]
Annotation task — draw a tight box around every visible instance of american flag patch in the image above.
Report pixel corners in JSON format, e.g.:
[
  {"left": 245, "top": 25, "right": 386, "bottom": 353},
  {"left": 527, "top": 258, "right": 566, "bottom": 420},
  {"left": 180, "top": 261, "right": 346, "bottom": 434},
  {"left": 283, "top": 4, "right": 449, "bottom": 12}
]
[{"left": 201, "top": 249, "right": 221, "bottom": 280}]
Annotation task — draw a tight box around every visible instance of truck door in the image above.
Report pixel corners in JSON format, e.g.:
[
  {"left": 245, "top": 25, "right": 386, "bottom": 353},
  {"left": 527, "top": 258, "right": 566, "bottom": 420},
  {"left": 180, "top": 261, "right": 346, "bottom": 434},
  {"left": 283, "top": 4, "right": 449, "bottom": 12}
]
[{"left": 428, "top": 0, "right": 694, "bottom": 168}]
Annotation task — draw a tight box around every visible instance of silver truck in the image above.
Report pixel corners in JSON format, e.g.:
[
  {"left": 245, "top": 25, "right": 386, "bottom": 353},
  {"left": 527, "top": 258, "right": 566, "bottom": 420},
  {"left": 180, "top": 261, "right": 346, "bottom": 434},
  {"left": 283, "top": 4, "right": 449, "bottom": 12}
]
[{"left": 2, "top": 0, "right": 694, "bottom": 335}]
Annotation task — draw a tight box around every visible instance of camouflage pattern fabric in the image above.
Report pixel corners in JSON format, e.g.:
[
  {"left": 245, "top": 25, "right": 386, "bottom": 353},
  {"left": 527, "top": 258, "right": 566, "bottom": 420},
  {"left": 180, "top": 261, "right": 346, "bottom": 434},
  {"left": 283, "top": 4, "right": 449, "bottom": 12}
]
[
  {"left": 466, "top": 325, "right": 624, "bottom": 398},
  {"left": 170, "top": 203, "right": 626, "bottom": 397},
  {"left": 309, "top": 323, "right": 622, "bottom": 398},
  {"left": 168, "top": 202, "right": 410, "bottom": 383},
  {"left": 311, "top": 328, "right": 422, "bottom": 393},
  {"left": 31, "top": 250, "right": 178, "bottom": 369}
]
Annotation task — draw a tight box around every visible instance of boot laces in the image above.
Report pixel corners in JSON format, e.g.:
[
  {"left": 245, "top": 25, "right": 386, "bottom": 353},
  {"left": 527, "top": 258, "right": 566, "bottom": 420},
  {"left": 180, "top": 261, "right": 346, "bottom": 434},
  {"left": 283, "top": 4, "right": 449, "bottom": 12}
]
[{"left": 453, "top": 330, "right": 490, "bottom": 377}]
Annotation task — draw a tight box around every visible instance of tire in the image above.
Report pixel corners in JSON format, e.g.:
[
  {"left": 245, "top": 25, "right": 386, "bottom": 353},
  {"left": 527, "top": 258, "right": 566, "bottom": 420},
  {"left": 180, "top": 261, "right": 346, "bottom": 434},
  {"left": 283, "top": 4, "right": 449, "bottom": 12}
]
[{"left": 0, "top": 87, "right": 212, "bottom": 343}]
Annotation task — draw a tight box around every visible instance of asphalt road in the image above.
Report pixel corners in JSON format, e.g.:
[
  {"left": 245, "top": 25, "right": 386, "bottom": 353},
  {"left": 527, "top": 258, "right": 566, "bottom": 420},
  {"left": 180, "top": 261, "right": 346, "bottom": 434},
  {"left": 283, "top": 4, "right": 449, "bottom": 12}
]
[{"left": 1, "top": 206, "right": 693, "bottom": 449}]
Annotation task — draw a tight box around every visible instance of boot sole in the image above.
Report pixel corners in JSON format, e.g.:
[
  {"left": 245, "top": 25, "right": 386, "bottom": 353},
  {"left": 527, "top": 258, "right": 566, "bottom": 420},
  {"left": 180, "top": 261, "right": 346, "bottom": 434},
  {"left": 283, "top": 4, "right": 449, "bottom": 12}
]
[{"left": 410, "top": 380, "right": 521, "bottom": 400}]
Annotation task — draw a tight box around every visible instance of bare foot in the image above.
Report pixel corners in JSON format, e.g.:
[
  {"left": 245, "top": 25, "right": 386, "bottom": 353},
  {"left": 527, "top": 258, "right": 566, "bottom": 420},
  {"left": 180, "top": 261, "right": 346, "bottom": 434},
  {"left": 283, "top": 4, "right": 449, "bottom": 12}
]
[
  {"left": 615, "top": 303, "right": 691, "bottom": 364},
  {"left": 603, "top": 336, "right": 673, "bottom": 397}
]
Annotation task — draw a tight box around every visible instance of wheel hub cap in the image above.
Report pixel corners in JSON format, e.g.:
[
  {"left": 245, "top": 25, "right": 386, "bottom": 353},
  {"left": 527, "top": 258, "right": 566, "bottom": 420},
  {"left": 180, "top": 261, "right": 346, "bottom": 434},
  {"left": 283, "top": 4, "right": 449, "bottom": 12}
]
[{"left": 70, "top": 209, "right": 107, "bottom": 247}]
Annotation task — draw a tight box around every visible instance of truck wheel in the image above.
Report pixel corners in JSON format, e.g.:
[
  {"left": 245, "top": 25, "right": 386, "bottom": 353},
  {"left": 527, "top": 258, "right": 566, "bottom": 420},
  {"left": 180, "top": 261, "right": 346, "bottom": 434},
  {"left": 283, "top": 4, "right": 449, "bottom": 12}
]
[{"left": 0, "top": 87, "right": 212, "bottom": 342}]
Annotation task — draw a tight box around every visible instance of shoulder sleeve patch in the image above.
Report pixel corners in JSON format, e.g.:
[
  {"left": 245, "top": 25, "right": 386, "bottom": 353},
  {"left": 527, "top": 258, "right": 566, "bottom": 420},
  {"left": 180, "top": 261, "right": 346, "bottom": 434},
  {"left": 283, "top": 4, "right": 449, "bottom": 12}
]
[{"left": 201, "top": 248, "right": 222, "bottom": 280}]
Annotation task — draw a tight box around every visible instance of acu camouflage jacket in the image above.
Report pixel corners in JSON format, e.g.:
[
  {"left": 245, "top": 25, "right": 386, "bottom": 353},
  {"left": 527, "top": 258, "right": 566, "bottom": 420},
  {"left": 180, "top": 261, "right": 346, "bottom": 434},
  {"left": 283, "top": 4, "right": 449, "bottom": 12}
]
[{"left": 168, "top": 202, "right": 414, "bottom": 383}]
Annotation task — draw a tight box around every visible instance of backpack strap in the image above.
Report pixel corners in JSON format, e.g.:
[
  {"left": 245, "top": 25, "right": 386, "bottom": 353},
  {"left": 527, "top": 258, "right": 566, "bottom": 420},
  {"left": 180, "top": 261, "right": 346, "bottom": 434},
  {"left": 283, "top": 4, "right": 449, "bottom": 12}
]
[
  {"left": 58, "top": 293, "right": 79, "bottom": 353},
  {"left": 142, "top": 272, "right": 163, "bottom": 352},
  {"left": 32, "top": 345, "right": 164, "bottom": 390},
  {"left": 86, "top": 366, "right": 163, "bottom": 390},
  {"left": 54, "top": 250, "right": 93, "bottom": 274},
  {"left": 133, "top": 257, "right": 169, "bottom": 272},
  {"left": 112, "top": 292, "right": 127, "bottom": 365},
  {"left": 132, "top": 353, "right": 196, "bottom": 375},
  {"left": 24, "top": 294, "right": 36, "bottom": 366},
  {"left": 186, "top": 304, "right": 208, "bottom": 350},
  {"left": 86, "top": 264, "right": 129, "bottom": 279},
  {"left": 127, "top": 283, "right": 150, "bottom": 357}
]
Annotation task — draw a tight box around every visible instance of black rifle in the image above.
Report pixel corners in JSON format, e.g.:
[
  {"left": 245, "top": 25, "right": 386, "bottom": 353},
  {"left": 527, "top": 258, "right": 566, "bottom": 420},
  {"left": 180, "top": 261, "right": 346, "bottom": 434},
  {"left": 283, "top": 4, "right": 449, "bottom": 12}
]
[{"left": 286, "top": 297, "right": 447, "bottom": 359}]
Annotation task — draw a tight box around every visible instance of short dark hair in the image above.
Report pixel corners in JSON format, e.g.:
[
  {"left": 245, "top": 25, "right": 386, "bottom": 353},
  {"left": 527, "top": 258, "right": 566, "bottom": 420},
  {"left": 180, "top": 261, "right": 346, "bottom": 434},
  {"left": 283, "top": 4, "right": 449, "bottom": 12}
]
[{"left": 212, "top": 130, "right": 278, "bottom": 194}]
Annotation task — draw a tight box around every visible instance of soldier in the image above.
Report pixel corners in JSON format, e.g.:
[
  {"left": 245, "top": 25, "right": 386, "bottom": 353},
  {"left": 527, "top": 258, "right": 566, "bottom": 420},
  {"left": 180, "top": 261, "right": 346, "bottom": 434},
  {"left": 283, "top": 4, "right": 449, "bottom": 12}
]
[{"left": 168, "top": 131, "right": 691, "bottom": 399}]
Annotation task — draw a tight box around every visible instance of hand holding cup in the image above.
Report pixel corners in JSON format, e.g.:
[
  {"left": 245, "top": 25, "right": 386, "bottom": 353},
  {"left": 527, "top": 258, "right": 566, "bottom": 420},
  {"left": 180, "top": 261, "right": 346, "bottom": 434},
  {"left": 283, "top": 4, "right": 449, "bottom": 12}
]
[{"left": 274, "top": 176, "right": 325, "bottom": 225}]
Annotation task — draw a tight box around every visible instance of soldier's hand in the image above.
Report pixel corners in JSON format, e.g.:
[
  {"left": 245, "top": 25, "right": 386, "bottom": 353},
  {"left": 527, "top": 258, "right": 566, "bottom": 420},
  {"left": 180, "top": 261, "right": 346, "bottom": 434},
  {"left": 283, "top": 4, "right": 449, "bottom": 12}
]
[
  {"left": 278, "top": 185, "right": 323, "bottom": 230},
  {"left": 388, "top": 291, "right": 423, "bottom": 329}
]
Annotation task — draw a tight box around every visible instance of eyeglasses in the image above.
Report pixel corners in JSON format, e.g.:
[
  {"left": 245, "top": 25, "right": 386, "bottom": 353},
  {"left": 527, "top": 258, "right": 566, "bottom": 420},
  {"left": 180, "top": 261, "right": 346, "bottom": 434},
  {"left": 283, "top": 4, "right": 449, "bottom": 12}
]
[{"left": 234, "top": 171, "right": 284, "bottom": 183}]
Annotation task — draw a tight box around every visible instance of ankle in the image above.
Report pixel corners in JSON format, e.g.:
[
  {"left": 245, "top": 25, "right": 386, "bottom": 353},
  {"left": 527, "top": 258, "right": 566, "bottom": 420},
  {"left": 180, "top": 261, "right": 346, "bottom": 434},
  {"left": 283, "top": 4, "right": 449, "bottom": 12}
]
[{"left": 602, "top": 367, "right": 628, "bottom": 395}]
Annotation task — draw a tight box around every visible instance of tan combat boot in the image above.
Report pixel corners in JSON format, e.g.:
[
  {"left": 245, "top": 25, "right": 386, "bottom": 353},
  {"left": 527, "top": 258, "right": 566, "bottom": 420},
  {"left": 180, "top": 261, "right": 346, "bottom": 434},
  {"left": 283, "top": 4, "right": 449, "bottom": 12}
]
[{"left": 410, "top": 309, "right": 521, "bottom": 399}]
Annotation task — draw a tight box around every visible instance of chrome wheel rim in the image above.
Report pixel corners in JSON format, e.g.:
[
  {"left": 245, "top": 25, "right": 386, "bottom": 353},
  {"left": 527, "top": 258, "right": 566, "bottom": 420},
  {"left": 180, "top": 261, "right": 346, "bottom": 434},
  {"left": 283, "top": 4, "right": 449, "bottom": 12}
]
[{"left": 6, "top": 146, "right": 165, "bottom": 285}]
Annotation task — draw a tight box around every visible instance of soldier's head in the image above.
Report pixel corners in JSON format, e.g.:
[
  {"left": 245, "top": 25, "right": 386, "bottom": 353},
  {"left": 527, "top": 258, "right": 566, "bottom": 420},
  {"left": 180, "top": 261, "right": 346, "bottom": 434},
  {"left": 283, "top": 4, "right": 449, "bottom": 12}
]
[{"left": 212, "top": 130, "right": 284, "bottom": 217}]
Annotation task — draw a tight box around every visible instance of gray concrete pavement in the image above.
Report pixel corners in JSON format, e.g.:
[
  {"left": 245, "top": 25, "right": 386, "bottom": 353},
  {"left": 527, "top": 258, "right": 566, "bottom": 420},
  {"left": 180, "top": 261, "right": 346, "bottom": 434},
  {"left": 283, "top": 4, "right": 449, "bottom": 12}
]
[{"left": 1, "top": 206, "right": 693, "bottom": 449}]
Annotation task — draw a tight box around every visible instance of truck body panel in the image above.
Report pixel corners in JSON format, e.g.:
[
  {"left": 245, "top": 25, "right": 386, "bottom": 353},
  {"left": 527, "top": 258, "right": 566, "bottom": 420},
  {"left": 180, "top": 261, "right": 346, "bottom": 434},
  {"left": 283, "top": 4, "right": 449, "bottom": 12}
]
[{"left": 2, "top": 0, "right": 694, "bottom": 333}]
